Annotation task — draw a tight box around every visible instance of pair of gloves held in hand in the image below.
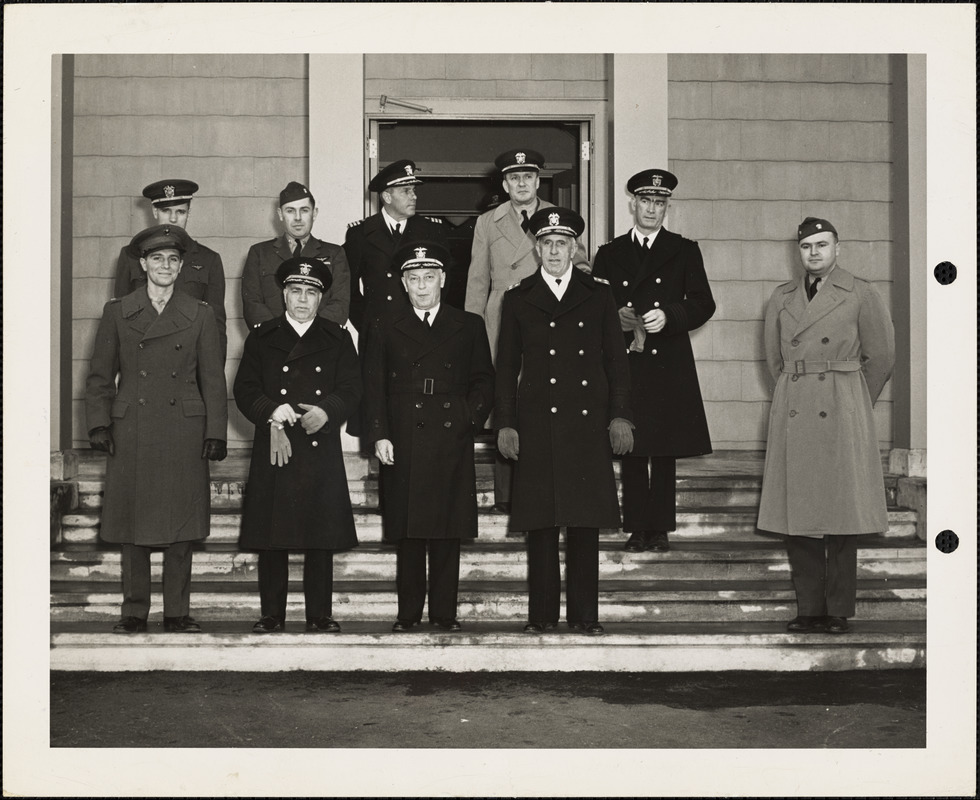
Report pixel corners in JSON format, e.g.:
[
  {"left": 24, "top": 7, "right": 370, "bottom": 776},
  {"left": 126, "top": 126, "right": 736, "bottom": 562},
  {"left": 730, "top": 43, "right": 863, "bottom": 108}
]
[
  {"left": 497, "top": 417, "right": 634, "bottom": 460},
  {"left": 88, "top": 427, "right": 226, "bottom": 461}
]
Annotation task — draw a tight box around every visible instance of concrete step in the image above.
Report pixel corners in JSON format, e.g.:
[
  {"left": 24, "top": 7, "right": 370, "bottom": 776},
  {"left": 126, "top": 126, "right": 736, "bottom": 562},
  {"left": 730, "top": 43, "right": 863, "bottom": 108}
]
[
  {"left": 49, "top": 619, "right": 926, "bottom": 672},
  {"left": 59, "top": 508, "right": 921, "bottom": 545},
  {"left": 50, "top": 578, "right": 925, "bottom": 623},
  {"left": 51, "top": 539, "right": 926, "bottom": 582}
]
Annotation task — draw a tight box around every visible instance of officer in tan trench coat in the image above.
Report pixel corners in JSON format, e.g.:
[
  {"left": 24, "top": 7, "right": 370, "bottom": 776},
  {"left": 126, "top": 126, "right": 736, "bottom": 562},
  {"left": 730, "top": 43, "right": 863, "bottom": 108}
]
[
  {"left": 87, "top": 225, "right": 228, "bottom": 634},
  {"left": 758, "top": 217, "right": 895, "bottom": 634}
]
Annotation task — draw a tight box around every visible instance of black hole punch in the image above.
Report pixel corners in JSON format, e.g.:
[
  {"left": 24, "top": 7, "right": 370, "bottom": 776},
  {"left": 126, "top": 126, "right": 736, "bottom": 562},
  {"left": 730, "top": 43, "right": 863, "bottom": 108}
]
[
  {"left": 935, "top": 530, "right": 959, "bottom": 553},
  {"left": 933, "top": 262, "right": 957, "bottom": 285}
]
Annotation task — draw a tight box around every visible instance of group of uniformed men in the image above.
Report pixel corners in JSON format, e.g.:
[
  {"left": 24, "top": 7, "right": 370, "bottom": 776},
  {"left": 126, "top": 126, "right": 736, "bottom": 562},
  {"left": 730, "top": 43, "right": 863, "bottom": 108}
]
[{"left": 86, "top": 147, "right": 894, "bottom": 639}]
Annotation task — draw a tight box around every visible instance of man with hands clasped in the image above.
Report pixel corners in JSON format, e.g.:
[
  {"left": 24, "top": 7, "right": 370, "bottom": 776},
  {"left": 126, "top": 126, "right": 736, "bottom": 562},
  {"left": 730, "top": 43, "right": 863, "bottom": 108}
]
[
  {"left": 592, "top": 169, "right": 715, "bottom": 554},
  {"left": 234, "top": 257, "right": 362, "bottom": 634},
  {"left": 495, "top": 208, "right": 634, "bottom": 636}
]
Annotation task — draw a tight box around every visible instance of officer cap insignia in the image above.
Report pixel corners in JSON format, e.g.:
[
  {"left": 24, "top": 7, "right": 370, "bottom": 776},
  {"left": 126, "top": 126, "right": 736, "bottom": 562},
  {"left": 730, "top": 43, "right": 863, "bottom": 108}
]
[
  {"left": 300, "top": 264, "right": 312, "bottom": 276},
  {"left": 395, "top": 240, "right": 448, "bottom": 272},
  {"left": 277, "top": 257, "right": 331, "bottom": 291},
  {"left": 405, "top": 164, "right": 414, "bottom": 176},
  {"left": 164, "top": 185, "right": 176, "bottom": 198},
  {"left": 414, "top": 246, "right": 427, "bottom": 260},
  {"left": 549, "top": 212, "right": 560, "bottom": 226},
  {"left": 650, "top": 174, "right": 662, "bottom": 187},
  {"left": 516, "top": 152, "right": 526, "bottom": 165}
]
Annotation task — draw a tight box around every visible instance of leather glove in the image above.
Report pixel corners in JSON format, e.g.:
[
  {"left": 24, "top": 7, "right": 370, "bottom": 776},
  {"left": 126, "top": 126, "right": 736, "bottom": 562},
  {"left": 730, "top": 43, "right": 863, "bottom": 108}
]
[
  {"left": 375, "top": 438, "right": 395, "bottom": 466},
  {"left": 202, "top": 439, "right": 227, "bottom": 461},
  {"left": 298, "top": 403, "right": 328, "bottom": 434},
  {"left": 497, "top": 427, "right": 520, "bottom": 461},
  {"left": 608, "top": 417, "right": 635, "bottom": 456},
  {"left": 618, "top": 306, "right": 639, "bottom": 333},
  {"left": 89, "top": 426, "right": 115, "bottom": 456},
  {"left": 271, "top": 403, "right": 299, "bottom": 425},
  {"left": 269, "top": 424, "right": 292, "bottom": 467}
]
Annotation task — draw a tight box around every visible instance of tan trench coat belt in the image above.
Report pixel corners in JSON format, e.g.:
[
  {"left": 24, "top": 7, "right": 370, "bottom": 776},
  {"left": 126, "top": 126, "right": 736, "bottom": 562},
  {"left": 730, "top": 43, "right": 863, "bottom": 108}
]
[{"left": 781, "top": 360, "right": 862, "bottom": 375}]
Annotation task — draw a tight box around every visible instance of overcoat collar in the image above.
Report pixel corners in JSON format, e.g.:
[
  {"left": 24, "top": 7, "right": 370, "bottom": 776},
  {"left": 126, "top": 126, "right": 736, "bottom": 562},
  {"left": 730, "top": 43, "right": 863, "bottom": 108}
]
[
  {"left": 263, "top": 315, "right": 344, "bottom": 360},
  {"left": 274, "top": 233, "right": 324, "bottom": 260},
  {"left": 611, "top": 227, "right": 682, "bottom": 288},
  {"left": 781, "top": 266, "right": 856, "bottom": 335},
  {"left": 490, "top": 199, "right": 554, "bottom": 265},
  {"left": 123, "top": 288, "right": 201, "bottom": 340},
  {"left": 522, "top": 267, "right": 594, "bottom": 318},
  {"left": 392, "top": 303, "right": 465, "bottom": 358}
]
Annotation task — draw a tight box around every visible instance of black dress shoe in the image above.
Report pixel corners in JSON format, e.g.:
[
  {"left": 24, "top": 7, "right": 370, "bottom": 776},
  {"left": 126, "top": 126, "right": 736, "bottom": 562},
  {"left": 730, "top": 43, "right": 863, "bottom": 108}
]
[
  {"left": 163, "top": 615, "right": 201, "bottom": 633},
  {"left": 646, "top": 531, "right": 670, "bottom": 552},
  {"left": 492, "top": 502, "right": 511, "bottom": 514},
  {"left": 392, "top": 620, "right": 424, "bottom": 632},
  {"left": 306, "top": 617, "right": 341, "bottom": 633},
  {"left": 825, "top": 616, "right": 850, "bottom": 634},
  {"left": 112, "top": 616, "right": 147, "bottom": 634},
  {"left": 786, "top": 615, "right": 826, "bottom": 633},
  {"left": 430, "top": 619, "right": 462, "bottom": 632},
  {"left": 568, "top": 622, "right": 605, "bottom": 636},
  {"left": 252, "top": 615, "right": 285, "bottom": 633},
  {"left": 523, "top": 622, "right": 557, "bottom": 633},
  {"left": 624, "top": 532, "right": 645, "bottom": 552}
]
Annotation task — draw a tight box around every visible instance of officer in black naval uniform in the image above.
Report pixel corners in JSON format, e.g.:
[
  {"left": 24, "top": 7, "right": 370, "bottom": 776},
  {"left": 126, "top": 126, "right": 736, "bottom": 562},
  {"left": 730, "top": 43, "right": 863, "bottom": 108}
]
[
  {"left": 592, "top": 169, "right": 715, "bottom": 553},
  {"left": 343, "top": 159, "right": 449, "bottom": 333},
  {"left": 89, "top": 225, "right": 228, "bottom": 634},
  {"left": 495, "top": 208, "right": 634, "bottom": 636},
  {"left": 241, "top": 181, "right": 351, "bottom": 329},
  {"left": 114, "top": 179, "right": 228, "bottom": 359},
  {"left": 234, "top": 257, "right": 362, "bottom": 634},
  {"left": 362, "top": 241, "right": 494, "bottom": 632}
]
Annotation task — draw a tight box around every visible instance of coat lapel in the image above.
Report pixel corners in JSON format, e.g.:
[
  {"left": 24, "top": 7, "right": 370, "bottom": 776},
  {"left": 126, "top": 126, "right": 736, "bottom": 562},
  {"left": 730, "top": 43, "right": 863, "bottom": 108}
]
[
  {"left": 523, "top": 271, "right": 560, "bottom": 316},
  {"left": 635, "top": 228, "right": 680, "bottom": 290},
  {"left": 791, "top": 268, "right": 854, "bottom": 336},
  {"left": 553, "top": 269, "right": 593, "bottom": 317},
  {"left": 493, "top": 201, "right": 541, "bottom": 266}
]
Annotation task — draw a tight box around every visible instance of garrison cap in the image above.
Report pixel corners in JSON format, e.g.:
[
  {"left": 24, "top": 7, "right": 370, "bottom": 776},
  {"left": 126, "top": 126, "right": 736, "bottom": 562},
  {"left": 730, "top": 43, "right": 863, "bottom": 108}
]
[
  {"left": 394, "top": 240, "right": 450, "bottom": 272},
  {"left": 275, "top": 257, "right": 333, "bottom": 292},
  {"left": 131, "top": 224, "right": 189, "bottom": 257},
  {"left": 527, "top": 207, "right": 585, "bottom": 239},
  {"left": 279, "top": 181, "right": 315, "bottom": 208},
  {"left": 142, "top": 179, "right": 199, "bottom": 207},
  {"left": 798, "top": 217, "right": 838, "bottom": 241},
  {"left": 627, "top": 169, "right": 678, "bottom": 197},
  {"left": 369, "top": 160, "right": 423, "bottom": 192},
  {"left": 495, "top": 148, "right": 544, "bottom": 175}
]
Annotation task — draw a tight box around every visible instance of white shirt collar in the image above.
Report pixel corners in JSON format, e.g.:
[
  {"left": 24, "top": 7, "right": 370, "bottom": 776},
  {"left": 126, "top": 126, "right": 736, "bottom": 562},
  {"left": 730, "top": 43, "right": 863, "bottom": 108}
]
[
  {"left": 414, "top": 304, "right": 440, "bottom": 324},
  {"left": 631, "top": 226, "right": 662, "bottom": 247},
  {"left": 540, "top": 266, "right": 572, "bottom": 300},
  {"left": 286, "top": 315, "right": 315, "bottom": 336},
  {"left": 381, "top": 206, "right": 406, "bottom": 233}
]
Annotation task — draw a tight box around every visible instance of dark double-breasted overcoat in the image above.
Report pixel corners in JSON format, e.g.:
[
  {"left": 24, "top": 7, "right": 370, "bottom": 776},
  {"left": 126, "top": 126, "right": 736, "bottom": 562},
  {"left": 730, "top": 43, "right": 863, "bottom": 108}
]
[
  {"left": 592, "top": 228, "right": 714, "bottom": 456},
  {"left": 241, "top": 234, "right": 351, "bottom": 328},
  {"left": 85, "top": 289, "right": 228, "bottom": 546},
  {"left": 362, "top": 304, "right": 495, "bottom": 541},
  {"left": 495, "top": 268, "right": 633, "bottom": 532},
  {"left": 343, "top": 213, "right": 449, "bottom": 332},
  {"left": 234, "top": 316, "right": 361, "bottom": 551},
  {"left": 114, "top": 238, "right": 227, "bottom": 359},
  {"left": 758, "top": 266, "right": 895, "bottom": 538}
]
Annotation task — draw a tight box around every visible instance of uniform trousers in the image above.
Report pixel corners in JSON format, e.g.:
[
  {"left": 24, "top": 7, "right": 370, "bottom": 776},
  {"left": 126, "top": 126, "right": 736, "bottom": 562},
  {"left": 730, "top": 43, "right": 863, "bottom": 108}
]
[
  {"left": 494, "top": 452, "right": 513, "bottom": 505},
  {"left": 785, "top": 534, "right": 860, "bottom": 618},
  {"left": 258, "top": 549, "right": 334, "bottom": 621},
  {"left": 527, "top": 527, "right": 600, "bottom": 625},
  {"left": 396, "top": 538, "right": 461, "bottom": 623},
  {"left": 121, "top": 540, "right": 194, "bottom": 619},
  {"left": 621, "top": 455, "right": 677, "bottom": 533}
]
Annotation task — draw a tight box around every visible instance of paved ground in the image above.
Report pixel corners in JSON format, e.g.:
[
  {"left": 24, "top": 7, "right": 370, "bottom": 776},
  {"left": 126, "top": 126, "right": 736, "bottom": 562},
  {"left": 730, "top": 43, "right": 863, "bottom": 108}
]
[{"left": 50, "top": 670, "right": 925, "bottom": 749}]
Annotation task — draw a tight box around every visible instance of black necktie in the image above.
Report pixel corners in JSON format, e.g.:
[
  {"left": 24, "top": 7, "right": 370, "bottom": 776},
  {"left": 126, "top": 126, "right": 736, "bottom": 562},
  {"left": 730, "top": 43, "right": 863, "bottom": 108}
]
[
  {"left": 391, "top": 222, "right": 402, "bottom": 245},
  {"left": 292, "top": 238, "right": 303, "bottom": 258},
  {"left": 423, "top": 311, "right": 430, "bottom": 326},
  {"left": 807, "top": 276, "right": 821, "bottom": 301},
  {"left": 521, "top": 210, "right": 530, "bottom": 233}
]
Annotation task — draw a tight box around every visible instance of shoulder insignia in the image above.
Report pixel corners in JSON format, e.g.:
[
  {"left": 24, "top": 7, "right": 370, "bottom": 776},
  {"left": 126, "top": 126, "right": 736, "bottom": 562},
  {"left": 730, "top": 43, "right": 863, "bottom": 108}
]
[
  {"left": 192, "top": 264, "right": 205, "bottom": 270},
  {"left": 423, "top": 216, "right": 444, "bottom": 224},
  {"left": 108, "top": 297, "right": 121, "bottom": 304},
  {"left": 198, "top": 300, "right": 209, "bottom": 306},
  {"left": 593, "top": 276, "right": 609, "bottom": 285},
  {"left": 316, "top": 257, "right": 331, "bottom": 265},
  {"left": 347, "top": 218, "right": 365, "bottom": 229},
  {"left": 506, "top": 281, "right": 521, "bottom": 291}
]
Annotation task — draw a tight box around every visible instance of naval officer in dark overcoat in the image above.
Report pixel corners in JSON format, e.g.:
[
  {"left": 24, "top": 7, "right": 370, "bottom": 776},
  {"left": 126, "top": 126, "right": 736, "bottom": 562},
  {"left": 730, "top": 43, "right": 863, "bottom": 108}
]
[
  {"left": 496, "top": 208, "right": 634, "bottom": 635},
  {"left": 234, "top": 257, "right": 362, "bottom": 633},
  {"left": 87, "top": 224, "right": 228, "bottom": 634},
  {"left": 343, "top": 159, "right": 449, "bottom": 333},
  {"left": 592, "top": 169, "right": 715, "bottom": 553},
  {"left": 241, "top": 181, "right": 352, "bottom": 329},
  {"left": 113, "top": 179, "right": 228, "bottom": 359},
  {"left": 362, "top": 241, "right": 495, "bottom": 632}
]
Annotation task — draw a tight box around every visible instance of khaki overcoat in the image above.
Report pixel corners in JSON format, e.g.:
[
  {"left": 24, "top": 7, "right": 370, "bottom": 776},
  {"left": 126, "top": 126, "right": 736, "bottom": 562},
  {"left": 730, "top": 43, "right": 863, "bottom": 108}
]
[
  {"left": 757, "top": 267, "right": 895, "bottom": 537},
  {"left": 85, "top": 289, "right": 228, "bottom": 546}
]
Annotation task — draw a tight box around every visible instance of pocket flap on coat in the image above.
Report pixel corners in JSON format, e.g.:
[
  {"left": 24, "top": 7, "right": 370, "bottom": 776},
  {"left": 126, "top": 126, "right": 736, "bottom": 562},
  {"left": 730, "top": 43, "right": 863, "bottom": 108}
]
[
  {"left": 110, "top": 400, "right": 129, "bottom": 419},
  {"left": 182, "top": 398, "right": 207, "bottom": 417}
]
